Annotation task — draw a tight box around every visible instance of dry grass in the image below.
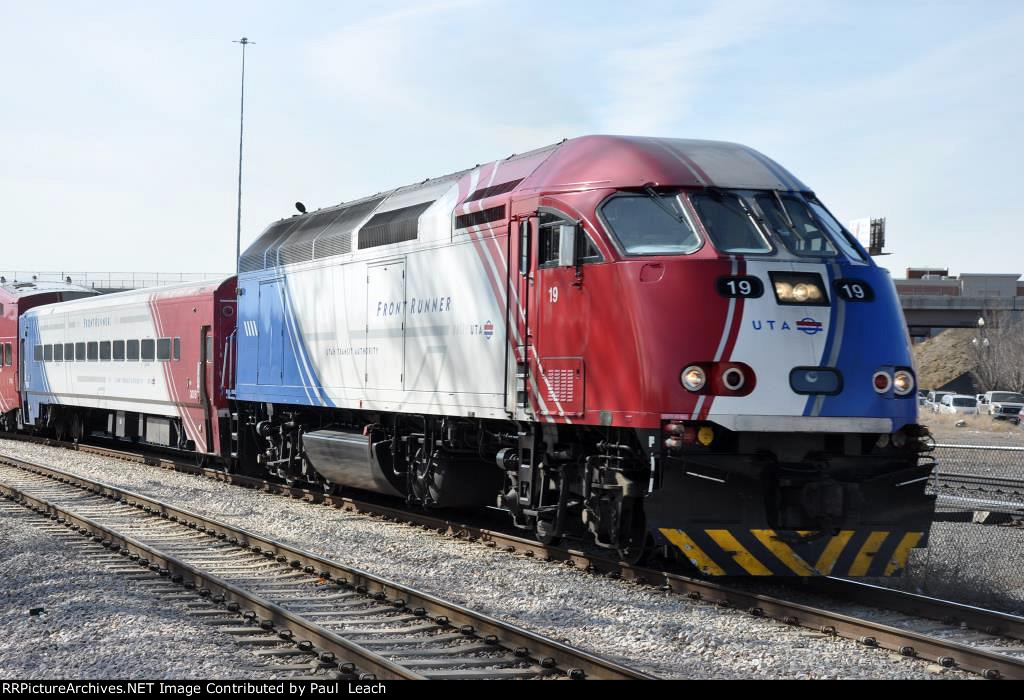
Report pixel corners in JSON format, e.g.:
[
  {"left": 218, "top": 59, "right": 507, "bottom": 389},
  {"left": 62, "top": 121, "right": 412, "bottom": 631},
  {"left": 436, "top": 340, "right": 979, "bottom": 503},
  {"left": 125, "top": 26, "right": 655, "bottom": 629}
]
[{"left": 924, "top": 411, "right": 1021, "bottom": 434}]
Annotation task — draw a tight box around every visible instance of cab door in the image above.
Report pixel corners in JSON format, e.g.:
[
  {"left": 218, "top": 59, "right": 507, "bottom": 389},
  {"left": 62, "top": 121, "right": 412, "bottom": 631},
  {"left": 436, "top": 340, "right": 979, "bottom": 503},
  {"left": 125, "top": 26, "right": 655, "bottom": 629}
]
[{"left": 528, "top": 209, "right": 598, "bottom": 418}]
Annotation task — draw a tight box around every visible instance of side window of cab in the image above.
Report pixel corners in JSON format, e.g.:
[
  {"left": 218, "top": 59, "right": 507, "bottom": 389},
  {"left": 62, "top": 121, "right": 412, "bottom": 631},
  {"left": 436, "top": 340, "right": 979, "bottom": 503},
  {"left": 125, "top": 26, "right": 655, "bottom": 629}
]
[{"left": 537, "top": 211, "right": 602, "bottom": 268}]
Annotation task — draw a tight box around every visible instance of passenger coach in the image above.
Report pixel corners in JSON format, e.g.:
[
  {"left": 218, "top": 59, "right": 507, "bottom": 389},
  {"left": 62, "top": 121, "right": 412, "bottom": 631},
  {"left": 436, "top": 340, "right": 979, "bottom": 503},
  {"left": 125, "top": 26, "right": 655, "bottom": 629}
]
[{"left": 20, "top": 277, "right": 236, "bottom": 454}]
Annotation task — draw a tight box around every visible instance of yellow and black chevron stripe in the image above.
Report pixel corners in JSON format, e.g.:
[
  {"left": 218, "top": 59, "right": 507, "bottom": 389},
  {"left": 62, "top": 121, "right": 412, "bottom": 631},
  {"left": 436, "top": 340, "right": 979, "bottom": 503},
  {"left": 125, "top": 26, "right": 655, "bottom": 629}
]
[{"left": 658, "top": 528, "right": 924, "bottom": 577}]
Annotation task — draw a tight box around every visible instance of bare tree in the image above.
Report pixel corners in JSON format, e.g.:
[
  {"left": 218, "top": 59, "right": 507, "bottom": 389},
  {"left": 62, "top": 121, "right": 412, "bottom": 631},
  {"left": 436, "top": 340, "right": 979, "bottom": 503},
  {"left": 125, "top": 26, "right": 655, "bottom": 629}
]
[{"left": 969, "top": 312, "right": 1024, "bottom": 392}]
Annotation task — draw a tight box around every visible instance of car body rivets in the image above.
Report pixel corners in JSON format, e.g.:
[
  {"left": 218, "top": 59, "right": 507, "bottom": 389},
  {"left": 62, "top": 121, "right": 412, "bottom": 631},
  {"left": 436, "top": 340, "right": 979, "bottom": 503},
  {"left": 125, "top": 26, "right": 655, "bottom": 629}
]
[
  {"left": 513, "top": 647, "right": 529, "bottom": 658},
  {"left": 568, "top": 668, "right": 586, "bottom": 680}
]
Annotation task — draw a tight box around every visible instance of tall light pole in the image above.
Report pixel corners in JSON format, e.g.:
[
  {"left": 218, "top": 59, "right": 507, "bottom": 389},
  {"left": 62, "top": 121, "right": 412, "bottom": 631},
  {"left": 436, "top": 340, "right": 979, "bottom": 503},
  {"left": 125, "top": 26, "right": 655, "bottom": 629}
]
[{"left": 233, "top": 37, "right": 254, "bottom": 272}]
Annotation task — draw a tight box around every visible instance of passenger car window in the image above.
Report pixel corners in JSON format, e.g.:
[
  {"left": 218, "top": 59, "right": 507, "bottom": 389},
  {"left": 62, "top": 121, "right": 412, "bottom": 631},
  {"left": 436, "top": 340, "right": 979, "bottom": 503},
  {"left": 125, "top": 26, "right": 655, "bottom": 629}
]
[
  {"left": 141, "top": 339, "right": 155, "bottom": 361},
  {"left": 126, "top": 340, "right": 140, "bottom": 361},
  {"left": 87, "top": 342, "right": 98, "bottom": 361},
  {"left": 157, "top": 338, "right": 171, "bottom": 361},
  {"left": 100, "top": 341, "right": 111, "bottom": 361},
  {"left": 54, "top": 344, "right": 63, "bottom": 362},
  {"left": 34, "top": 345, "right": 43, "bottom": 362},
  {"left": 173, "top": 338, "right": 180, "bottom": 361},
  {"left": 113, "top": 340, "right": 125, "bottom": 361},
  {"left": 64, "top": 343, "right": 74, "bottom": 362}
]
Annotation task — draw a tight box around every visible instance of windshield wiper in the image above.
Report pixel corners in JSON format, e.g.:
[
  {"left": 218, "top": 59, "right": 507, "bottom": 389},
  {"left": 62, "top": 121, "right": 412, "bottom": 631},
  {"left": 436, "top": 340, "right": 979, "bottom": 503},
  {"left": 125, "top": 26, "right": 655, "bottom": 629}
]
[{"left": 643, "top": 185, "right": 689, "bottom": 224}]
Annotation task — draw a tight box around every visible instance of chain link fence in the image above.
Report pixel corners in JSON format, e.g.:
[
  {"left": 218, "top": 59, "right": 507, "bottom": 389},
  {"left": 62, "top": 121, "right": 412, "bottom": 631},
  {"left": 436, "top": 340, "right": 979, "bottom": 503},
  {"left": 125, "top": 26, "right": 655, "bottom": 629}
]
[{"left": 885, "top": 443, "right": 1024, "bottom": 613}]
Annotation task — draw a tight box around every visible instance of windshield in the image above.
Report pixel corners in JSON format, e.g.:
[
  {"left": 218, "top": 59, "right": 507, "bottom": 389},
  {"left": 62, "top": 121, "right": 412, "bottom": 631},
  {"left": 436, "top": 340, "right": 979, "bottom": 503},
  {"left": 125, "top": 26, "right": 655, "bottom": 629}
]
[
  {"left": 689, "top": 191, "right": 772, "bottom": 254},
  {"left": 600, "top": 194, "right": 701, "bottom": 255},
  {"left": 755, "top": 194, "right": 838, "bottom": 257},
  {"left": 600, "top": 188, "right": 868, "bottom": 260},
  {"left": 992, "top": 392, "right": 1024, "bottom": 403},
  {"left": 953, "top": 397, "right": 977, "bottom": 407}
]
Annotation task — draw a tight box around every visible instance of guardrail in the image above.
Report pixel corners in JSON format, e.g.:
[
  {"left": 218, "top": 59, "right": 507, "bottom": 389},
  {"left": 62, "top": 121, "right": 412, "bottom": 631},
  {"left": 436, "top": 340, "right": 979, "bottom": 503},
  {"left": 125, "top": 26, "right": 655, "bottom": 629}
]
[{"left": 0, "top": 271, "right": 230, "bottom": 291}]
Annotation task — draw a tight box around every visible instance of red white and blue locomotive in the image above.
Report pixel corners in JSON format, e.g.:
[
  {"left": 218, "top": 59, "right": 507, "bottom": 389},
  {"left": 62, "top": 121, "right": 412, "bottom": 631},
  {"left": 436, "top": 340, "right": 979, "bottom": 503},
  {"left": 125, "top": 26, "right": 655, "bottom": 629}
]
[{"left": 17, "top": 136, "right": 936, "bottom": 576}]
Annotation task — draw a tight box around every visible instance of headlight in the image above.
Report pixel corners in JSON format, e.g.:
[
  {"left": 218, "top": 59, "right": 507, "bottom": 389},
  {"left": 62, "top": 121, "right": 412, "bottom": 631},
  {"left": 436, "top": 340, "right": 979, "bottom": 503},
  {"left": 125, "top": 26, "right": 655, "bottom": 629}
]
[
  {"left": 681, "top": 365, "right": 706, "bottom": 391},
  {"left": 893, "top": 370, "right": 915, "bottom": 396},
  {"left": 769, "top": 272, "right": 829, "bottom": 306}
]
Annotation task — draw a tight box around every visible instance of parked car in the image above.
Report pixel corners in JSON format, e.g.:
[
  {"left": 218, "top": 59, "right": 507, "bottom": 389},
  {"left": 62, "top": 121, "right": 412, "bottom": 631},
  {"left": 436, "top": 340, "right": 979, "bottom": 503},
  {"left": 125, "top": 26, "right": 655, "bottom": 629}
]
[
  {"left": 926, "top": 390, "right": 954, "bottom": 413},
  {"left": 939, "top": 394, "right": 979, "bottom": 415},
  {"left": 978, "top": 391, "right": 1024, "bottom": 423}
]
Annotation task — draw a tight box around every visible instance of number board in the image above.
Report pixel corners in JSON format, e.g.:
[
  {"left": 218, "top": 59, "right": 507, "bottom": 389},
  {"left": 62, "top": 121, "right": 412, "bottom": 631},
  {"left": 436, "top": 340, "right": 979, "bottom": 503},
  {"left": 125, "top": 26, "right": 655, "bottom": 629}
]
[{"left": 716, "top": 276, "right": 764, "bottom": 299}]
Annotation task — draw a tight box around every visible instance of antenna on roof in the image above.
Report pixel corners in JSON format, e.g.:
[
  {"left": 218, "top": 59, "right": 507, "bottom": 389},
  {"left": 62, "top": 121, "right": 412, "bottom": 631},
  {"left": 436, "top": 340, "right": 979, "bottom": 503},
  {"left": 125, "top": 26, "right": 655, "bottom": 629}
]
[{"left": 295, "top": 202, "right": 306, "bottom": 214}]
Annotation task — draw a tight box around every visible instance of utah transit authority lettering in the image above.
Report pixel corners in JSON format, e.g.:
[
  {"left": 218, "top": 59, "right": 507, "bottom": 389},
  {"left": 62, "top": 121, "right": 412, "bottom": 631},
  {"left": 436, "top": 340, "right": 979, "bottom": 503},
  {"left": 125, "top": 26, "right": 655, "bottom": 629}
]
[{"left": 1, "top": 682, "right": 387, "bottom": 695}]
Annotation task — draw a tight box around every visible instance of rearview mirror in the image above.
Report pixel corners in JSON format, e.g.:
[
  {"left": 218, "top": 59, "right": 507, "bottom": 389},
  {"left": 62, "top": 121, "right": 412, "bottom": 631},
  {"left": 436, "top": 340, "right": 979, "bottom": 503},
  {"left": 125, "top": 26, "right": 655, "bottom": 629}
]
[{"left": 557, "top": 224, "right": 576, "bottom": 267}]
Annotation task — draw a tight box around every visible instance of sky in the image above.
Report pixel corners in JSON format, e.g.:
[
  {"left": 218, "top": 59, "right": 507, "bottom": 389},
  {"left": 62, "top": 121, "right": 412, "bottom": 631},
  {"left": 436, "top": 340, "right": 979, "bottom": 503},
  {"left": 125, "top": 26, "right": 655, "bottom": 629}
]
[{"left": 1, "top": 0, "right": 1021, "bottom": 279}]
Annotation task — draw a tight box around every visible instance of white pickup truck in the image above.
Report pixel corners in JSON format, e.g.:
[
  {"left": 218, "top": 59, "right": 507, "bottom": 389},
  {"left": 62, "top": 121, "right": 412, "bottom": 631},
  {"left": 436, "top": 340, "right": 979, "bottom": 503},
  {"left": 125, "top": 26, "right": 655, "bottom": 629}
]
[{"left": 978, "top": 391, "right": 1024, "bottom": 424}]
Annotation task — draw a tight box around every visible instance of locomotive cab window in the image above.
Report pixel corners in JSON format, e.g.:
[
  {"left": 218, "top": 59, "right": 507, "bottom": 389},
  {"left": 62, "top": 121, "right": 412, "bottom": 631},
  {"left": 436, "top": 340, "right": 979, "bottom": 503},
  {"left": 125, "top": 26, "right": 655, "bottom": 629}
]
[
  {"left": 537, "top": 212, "right": 602, "bottom": 267},
  {"left": 141, "top": 339, "right": 155, "bottom": 361},
  {"left": 157, "top": 338, "right": 171, "bottom": 361},
  {"left": 689, "top": 191, "right": 772, "bottom": 254},
  {"left": 126, "top": 339, "right": 140, "bottom": 361},
  {"left": 600, "top": 193, "right": 701, "bottom": 256}
]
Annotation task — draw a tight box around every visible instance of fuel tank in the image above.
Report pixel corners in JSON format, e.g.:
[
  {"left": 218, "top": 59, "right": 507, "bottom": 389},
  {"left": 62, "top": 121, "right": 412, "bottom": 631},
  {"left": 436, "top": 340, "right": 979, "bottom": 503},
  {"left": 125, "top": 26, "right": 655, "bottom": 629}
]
[{"left": 303, "top": 429, "right": 404, "bottom": 497}]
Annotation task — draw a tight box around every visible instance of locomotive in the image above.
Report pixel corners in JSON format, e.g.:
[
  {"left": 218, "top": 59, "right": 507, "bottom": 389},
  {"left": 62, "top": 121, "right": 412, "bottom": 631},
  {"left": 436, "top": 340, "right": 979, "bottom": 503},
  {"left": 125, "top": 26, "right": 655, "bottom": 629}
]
[{"left": 18, "top": 136, "right": 937, "bottom": 576}]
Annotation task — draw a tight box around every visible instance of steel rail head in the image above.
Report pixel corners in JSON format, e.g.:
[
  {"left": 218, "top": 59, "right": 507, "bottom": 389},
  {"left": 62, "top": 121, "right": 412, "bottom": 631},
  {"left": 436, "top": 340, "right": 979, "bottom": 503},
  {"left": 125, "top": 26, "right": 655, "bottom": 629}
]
[{"left": 0, "top": 452, "right": 653, "bottom": 681}]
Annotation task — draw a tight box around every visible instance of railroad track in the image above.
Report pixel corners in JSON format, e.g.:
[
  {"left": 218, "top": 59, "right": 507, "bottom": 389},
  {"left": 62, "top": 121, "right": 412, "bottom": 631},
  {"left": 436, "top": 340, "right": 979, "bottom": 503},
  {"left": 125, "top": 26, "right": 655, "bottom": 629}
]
[
  {"left": 933, "top": 471, "right": 1024, "bottom": 499},
  {"left": 0, "top": 454, "right": 650, "bottom": 680},
  {"left": 3, "top": 434, "right": 1024, "bottom": 679}
]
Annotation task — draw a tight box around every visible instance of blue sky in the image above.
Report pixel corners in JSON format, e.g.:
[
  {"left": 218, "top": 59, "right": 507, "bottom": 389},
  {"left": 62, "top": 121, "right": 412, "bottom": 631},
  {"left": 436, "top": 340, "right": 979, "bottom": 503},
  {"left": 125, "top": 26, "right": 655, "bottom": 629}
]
[{"left": 1, "top": 0, "right": 1021, "bottom": 279}]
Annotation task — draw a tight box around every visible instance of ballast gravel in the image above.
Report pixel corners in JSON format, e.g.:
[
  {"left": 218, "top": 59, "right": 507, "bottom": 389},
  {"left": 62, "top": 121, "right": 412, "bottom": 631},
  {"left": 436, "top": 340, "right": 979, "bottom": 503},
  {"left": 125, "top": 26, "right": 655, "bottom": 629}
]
[
  {"left": 0, "top": 497, "right": 281, "bottom": 680},
  {"left": 0, "top": 439, "right": 974, "bottom": 680}
]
